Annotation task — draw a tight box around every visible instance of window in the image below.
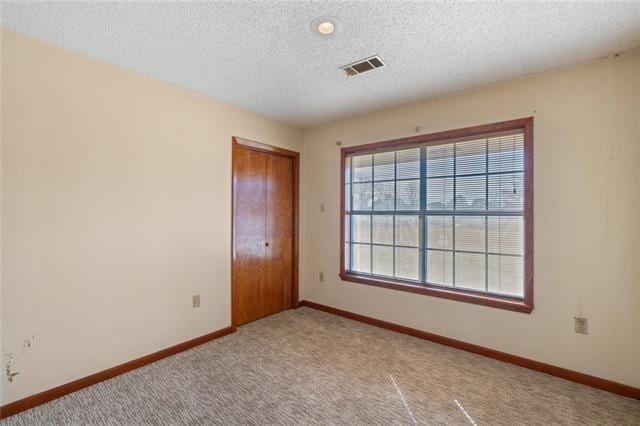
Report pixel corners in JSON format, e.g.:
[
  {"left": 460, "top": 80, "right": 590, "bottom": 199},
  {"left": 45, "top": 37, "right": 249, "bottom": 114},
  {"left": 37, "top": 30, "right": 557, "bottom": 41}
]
[{"left": 340, "top": 118, "right": 533, "bottom": 313}]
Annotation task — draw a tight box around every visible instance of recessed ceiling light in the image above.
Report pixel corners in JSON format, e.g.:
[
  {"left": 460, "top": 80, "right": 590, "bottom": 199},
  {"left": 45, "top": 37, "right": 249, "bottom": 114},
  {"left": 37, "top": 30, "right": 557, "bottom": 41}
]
[
  {"left": 317, "top": 21, "right": 335, "bottom": 35},
  {"left": 311, "top": 16, "right": 342, "bottom": 37}
]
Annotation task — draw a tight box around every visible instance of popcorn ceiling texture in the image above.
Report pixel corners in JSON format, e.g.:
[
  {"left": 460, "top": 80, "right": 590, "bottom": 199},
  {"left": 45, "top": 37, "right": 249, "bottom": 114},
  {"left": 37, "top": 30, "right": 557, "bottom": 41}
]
[{"left": 2, "top": 1, "right": 639, "bottom": 127}]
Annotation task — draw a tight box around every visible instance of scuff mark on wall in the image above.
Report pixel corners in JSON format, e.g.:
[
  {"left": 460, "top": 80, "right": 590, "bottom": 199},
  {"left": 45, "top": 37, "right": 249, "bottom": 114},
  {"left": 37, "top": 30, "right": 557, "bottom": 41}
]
[
  {"left": 6, "top": 367, "right": 20, "bottom": 382},
  {"left": 3, "top": 335, "right": 37, "bottom": 383},
  {"left": 5, "top": 353, "right": 19, "bottom": 383}
]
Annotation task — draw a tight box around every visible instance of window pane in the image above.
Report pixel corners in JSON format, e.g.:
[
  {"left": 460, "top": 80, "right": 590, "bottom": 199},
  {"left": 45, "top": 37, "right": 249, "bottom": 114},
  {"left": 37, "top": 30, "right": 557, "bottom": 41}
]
[
  {"left": 373, "top": 151, "right": 395, "bottom": 181},
  {"left": 373, "top": 181, "right": 395, "bottom": 210},
  {"left": 455, "top": 252, "right": 485, "bottom": 291},
  {"left": 396, "top": 215, "right": 420, "bottom": 247},
  {"left": 352, "top": 215, "right": 371, "bottom": 243},
  {"left": 352, "top": 182, "right": 372, "bottom": 210},
  {"left": 427, "top": 216, "right": 452, "bottom": 250},
  {"left": 396, "top": 179, "right": 420, "bottom": 210},
  {"left": 488, "top": 135, "right": 523, "bottom": 173},
  {"left": 352, "top": 155, "right": 372, "bottom": 182},
  {"left": 344, "top": 213, "right": 350, "bottom": 242},
  {"left": 487, "top": 216, "right": 523, "bottom": 255},
  {"left": 455, "top": 175, "right": 486, "bottom": 210},
  {"left": 456, "top": 139, "right": 486, "bottom": 176},
  {"left": 396, "top": 148, "right": 420, "bottom": 179},
  {"left": 372, "top": 215, "right": 394, "bottom": 245},
  {"left": 344, "top": 243, "right": 350, "bottom": 270},
  {"left": 427, "top": 144, "right": 454, "bottom": 177},
  {"left": 352, "top": 244, "right": 371, "bottom": 274},
  {"left": 372, "top": 245, "right": 393, "bottom": 277},
  {"left": 426, "top": 250, "right": 453, "bottom": 286},
  {"left": 488, "top": 172, "right": 524, "bottom": 211},
  {"left": 488, "top": 254, "right": 523, "bottom": 297},
  {"left": 344, "top": 183, "right": 351, "bottom": 211},
  {"left": 395, "top": 247, "right": 419, "bottom": 280},
  {"left": 455, "top": 216, "right": 485, "bottom": 253},
  {"left": 427, "top": 177, "right": 453, "bottom": 210}
]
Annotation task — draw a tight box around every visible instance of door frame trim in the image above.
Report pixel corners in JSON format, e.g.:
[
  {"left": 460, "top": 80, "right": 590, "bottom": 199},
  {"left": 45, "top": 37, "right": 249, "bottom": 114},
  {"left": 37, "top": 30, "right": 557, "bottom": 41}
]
[{"left": 231, "top": 137, "right": 300, "bottom": 327}]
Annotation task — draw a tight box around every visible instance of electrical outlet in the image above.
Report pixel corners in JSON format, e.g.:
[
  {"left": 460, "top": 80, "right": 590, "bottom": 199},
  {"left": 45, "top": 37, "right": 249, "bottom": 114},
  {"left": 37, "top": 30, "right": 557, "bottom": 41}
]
[
  {"left": 319, "top": 272, "right": 324, "bottom": 282},
  {"left": 574, "top": 317, "right": 588, "bottom": 335},
  {"left": 193, "top": 295, "right": 200, "bottom": 308}
]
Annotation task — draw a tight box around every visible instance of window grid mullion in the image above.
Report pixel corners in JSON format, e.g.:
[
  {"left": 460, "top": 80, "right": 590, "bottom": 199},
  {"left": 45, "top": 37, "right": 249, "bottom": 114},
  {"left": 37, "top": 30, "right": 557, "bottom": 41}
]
[
  {"left": 351, "top": 209, "right": 522, "bottom": 216},
  {"left": 485, "top": 138, "right": 489, "bottom": 292},
  {"left": 452, "top": 143, "right": 457, "bottom": 288},
  {"left": 349, "top": 159, "right": 354, "bottom": 272},
  {"left": 370, "top": 155, "right": 374, "bottom": 275}
]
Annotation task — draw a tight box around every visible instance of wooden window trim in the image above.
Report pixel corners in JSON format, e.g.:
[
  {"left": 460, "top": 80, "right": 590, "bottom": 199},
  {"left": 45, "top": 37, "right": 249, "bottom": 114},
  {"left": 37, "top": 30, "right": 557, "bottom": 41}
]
[{"left": 339, "top": 117, "right": 534, "bottom": 313}]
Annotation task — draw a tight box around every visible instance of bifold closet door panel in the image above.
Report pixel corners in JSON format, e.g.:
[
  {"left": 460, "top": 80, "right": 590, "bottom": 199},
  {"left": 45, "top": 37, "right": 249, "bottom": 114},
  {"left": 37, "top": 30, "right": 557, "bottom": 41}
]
[
  {"left": 264, "top": 154, "right": 294, "bottom": 314},
  {"left": 233, "top": 147, "right": 268, "bottom": 326}
]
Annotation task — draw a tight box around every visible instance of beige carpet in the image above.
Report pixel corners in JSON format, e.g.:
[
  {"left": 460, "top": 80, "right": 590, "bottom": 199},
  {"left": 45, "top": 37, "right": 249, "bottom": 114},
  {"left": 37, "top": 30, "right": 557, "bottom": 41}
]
[{"left": 3, "top": 307, "right": 639, "bottom": 425}]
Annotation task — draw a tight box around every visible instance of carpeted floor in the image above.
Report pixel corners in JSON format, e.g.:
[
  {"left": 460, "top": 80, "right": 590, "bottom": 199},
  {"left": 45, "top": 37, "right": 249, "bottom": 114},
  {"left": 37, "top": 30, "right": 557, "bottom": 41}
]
[{"left": 3, "top": 307, "right": 639, "bottom": 425}]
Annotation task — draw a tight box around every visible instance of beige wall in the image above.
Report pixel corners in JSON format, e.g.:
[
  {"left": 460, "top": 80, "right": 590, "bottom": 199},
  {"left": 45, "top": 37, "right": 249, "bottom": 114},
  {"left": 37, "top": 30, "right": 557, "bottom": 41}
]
[
  {"left": 302, "top": 51, "right": 640, "bottom": 387},
  {"left": 1, "top": 30, "right": 303, "bottom": 404}
]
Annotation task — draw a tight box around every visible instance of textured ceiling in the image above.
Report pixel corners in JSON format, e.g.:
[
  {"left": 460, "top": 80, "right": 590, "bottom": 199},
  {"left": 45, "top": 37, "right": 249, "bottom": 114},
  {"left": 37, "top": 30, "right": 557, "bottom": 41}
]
[{"left": 2, "top": 1, "right": 640, "bottom": 127}]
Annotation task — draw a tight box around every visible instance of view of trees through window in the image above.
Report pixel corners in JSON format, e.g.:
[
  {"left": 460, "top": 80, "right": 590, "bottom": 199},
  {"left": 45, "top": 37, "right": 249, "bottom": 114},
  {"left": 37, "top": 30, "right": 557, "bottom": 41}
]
[{"left": 344, "top": 133, "right": 526, "bottom": 298}]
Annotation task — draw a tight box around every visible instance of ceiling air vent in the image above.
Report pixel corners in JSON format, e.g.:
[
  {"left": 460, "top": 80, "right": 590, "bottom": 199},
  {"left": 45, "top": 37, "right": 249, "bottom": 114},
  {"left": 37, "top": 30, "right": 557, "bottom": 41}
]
[{"left": 340, "top": 55, "right": 385, "bottom": 77}]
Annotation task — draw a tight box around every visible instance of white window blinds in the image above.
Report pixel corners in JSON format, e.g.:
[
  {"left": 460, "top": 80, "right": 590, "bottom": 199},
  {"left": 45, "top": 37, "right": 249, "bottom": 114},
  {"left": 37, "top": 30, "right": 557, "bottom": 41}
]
[{"left": 344, "top": 132, "right": 526, "bottom": 298}]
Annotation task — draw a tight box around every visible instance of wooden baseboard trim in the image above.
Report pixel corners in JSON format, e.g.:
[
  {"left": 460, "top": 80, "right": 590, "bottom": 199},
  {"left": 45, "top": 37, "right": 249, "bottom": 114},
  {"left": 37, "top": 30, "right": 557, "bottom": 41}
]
[
  {"left": 299, "top": 300, "right": 640, "bottom": 400},
  {"left": 0, "top": 326, "right": 235, "bottom": 419}
]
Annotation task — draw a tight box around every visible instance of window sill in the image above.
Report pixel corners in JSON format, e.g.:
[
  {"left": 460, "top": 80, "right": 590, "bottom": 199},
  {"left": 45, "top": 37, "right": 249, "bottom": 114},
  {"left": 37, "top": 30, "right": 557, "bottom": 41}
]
[{"left": 339, "top": 272, "right": 533, "bottom": 314}]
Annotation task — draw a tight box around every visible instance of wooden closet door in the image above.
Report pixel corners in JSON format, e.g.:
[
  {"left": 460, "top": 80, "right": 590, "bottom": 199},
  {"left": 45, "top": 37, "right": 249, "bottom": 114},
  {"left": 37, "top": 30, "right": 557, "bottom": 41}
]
[
  {"left": 233, "top": 144, "right": 294, "bottom": 326},
  {"left": 264, "top": 154, "right": 293, "bottom": 315},
  {"left": 233, "top": 147, "right": 268, "bottom": 326}
]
